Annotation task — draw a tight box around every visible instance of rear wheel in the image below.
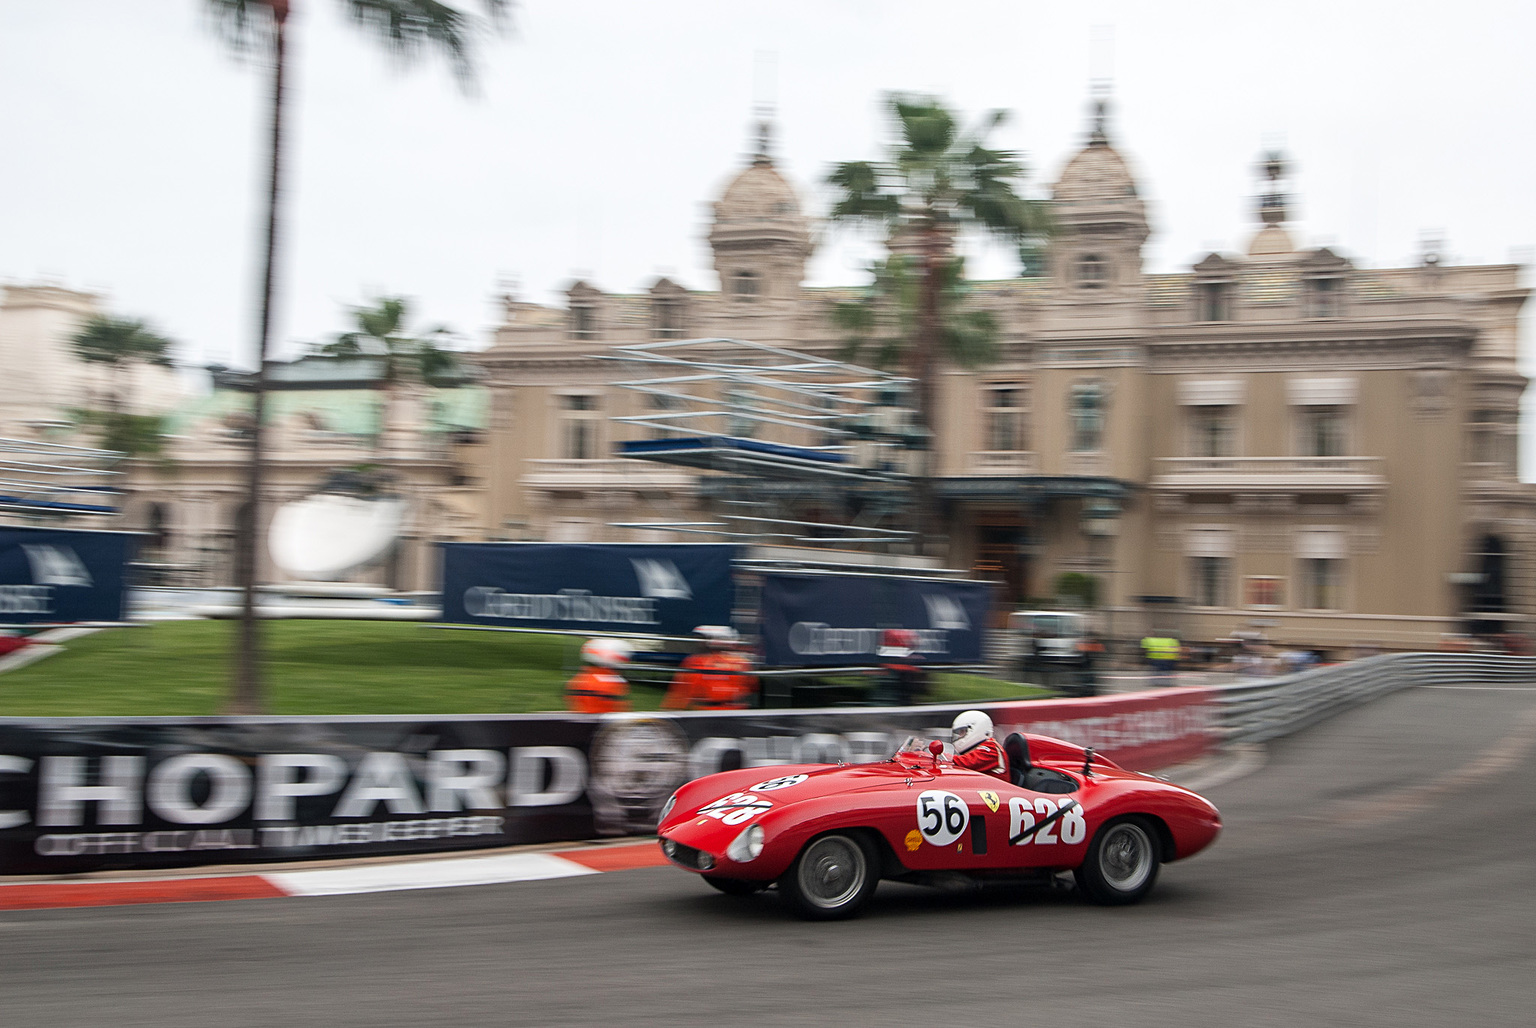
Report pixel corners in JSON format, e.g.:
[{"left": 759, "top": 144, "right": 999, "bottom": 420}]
[
  {"left": 778, "top": 832, "right": 878, "bottom": 920},
  {"left": 1074, "top": 816, "right": 1160, "bottom": 905},
  {"left": 703, "top": 875, "right": 764, "bottom": 896}
]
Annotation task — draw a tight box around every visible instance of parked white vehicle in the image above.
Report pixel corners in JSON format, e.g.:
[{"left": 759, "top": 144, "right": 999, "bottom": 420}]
[{"left": 1008, "top": 609, "right": 1100, "bottom": 695}]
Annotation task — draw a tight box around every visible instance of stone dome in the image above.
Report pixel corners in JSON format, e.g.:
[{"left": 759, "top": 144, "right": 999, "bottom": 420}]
[
  {"left": 1247, "top": 224, "right": 1296, "bottom": 259},
  {"left": 713, "top": 156, "right": 807, "bottom": 228},
  {"left": 1052, "top": 141, "right": 1142, "bottom": 205}
]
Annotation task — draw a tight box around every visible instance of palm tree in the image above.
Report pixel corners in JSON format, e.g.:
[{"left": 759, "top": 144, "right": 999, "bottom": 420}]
[
  {"left": 69, "top": 315, "right": 176, "bottom": 412},
  {"left": 315, "top": 295, "right": 463, "bottom": 446},
  {"left": 318, "top": 295, "right": 461, "bottom": 382},
  {"left": 205, "top": 0, "right": 508, "bottom": 714},
  {"left": 68, "top": 315, "right": 178, "bottom": 458},
  {"left": 826, "top": 94, "right": 1049, "bottom": 541}
]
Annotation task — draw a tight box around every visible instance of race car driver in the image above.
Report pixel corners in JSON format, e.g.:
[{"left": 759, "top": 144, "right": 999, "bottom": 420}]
[
  {"left": 951, "top": 709, "right": 1009, "bottom": 780},
  {"left": 662, "top": 625, "right": 756, "bottom": 710}
]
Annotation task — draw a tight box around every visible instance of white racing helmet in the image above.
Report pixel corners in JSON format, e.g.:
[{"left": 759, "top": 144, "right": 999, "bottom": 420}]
[
  {"left": 693, "top": 625, "right": 740, "bottom": 650},
  {"left": 581, "top": 637, "right": 633, "bottom": 669},
  {"left": 951, "top": 710, "right": 994, "bottom": 754}
]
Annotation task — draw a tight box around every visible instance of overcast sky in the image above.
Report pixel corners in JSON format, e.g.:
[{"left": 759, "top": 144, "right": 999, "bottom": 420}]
[{"left": 4, "top": 2, "right": 1533, "bottom": 446}]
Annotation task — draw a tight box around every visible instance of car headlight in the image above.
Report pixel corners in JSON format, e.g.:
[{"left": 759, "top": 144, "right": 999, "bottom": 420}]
[
  {"left": 725, "top": 824, "right": 765, "bottom": 863},
  {"left": 658, "top": 793, "right": 678, "bottom": 827}
]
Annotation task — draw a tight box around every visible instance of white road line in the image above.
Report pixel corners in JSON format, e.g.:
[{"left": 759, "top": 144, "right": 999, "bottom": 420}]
[
  {"left": 267, "top": 852, "right": 597, "bottom": 897},
  {"left": 1416, "top": 685, "right": 1536, "bottom": 691}
]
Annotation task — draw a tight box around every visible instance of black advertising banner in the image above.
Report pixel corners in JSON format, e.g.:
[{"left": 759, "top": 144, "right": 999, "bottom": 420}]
[
  {"left": 758, "top": 573, "right": 993, "bottom": 667},
  {"left": 0, "top": 526, "right": 133, "bottom": 624},
  {"left": 0, "top": 692, "right": 1212, "bottom": 874},
  {"left": 440, "top": 542, "right": 735, "bottom": 638},
  {"left": 0, "top": 715, "right": 599, "bottom": 875}
]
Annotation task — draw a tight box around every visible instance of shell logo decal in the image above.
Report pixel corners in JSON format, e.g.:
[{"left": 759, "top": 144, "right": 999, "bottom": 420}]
[{"left": 904, "top": 829, "right": 923, "bottom": 852}]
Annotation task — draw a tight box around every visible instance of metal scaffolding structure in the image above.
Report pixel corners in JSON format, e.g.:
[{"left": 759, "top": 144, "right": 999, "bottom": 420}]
[
  {"left": 0, "top": 436, "right": 124, "bottom": 517},
  {"left": 601, "top": 338, "right": 926, "bottom": 555}
]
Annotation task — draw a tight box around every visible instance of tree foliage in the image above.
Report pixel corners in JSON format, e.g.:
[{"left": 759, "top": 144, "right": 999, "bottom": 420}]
[
  {"left": 827, "top": 95, "right": 1050, "bottom": 269},
  {"left": 314, "top": 295, "right": 464, "bottom": 385},
  {"left": 207, "top": 0, "right": 509, "bottom": 86},
  {"left": 69, "top": 315, "right": 175, "bottom": 374},
  {"left": 72, "top": 410, "right": 174, "bottom": 462},
  {"left": 831, "top": 254, "right": 999, "bottom": 371}
]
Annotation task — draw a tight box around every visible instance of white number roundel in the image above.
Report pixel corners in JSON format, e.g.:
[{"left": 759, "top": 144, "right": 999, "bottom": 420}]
[
  {"left": 750, "top": 774, "right": 808, "bottom": 792},
  {"left": 915, "top": 790, "right": 969, "bottom": 848},
  {"left": 700, "top": 792, "right": 772, "bottom": 825}
]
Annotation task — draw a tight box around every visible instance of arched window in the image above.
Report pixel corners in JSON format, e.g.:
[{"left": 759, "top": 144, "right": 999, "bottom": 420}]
[
  {"left": 145, "top": 503, "right": 170, "bottom": 555},
  {"left": 732, "top": 270, "right": 760, "bottom": 301},
  {"left": 1474, "top": 535, "right": 1507, "bottom": 614},
  {"left": 1069, "top": 382, "right": 1105, "bottom": 452},
  {"left": 1077, "top": 255, "right": 1107, "bottom": 289}
]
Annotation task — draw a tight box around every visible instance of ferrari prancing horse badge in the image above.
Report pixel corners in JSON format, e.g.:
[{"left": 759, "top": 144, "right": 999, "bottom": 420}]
[{"left": 979, "top": 790, "right": 1000, "bottom": 813}]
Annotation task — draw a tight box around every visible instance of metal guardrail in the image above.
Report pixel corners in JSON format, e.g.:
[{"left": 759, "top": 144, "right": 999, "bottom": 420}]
[{"left": 1212, "top": 652, "right": 1536, "bottom": 743}]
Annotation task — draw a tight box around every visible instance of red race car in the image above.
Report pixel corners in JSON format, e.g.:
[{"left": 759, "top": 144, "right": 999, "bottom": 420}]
[{"left": 657, "top": 732, "right": 1221, "bottom": 919}]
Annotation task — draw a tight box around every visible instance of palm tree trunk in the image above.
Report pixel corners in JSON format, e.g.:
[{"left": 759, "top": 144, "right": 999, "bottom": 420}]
[
  {"left": 229, "top": 2, "right": 288, "bottom": 714},
  {"left": 910, "top": 217, "right": 945, "bottom": 553}
]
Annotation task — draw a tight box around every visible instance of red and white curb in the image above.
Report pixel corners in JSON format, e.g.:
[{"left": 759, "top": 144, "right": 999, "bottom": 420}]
[{"left": 0, "top": 841, "right": 669, "bottom": 911}]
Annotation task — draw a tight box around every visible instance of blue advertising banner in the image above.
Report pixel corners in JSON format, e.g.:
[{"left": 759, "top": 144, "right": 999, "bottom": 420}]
[
  {"left": 0, "top": 527, "right": 134, "bottom": 624},
  {"left": 759, "top": 573, "right": 992, "bottom": 667},
  {"left": 440, "top": 543, "right": 736, "bottom": 638}
]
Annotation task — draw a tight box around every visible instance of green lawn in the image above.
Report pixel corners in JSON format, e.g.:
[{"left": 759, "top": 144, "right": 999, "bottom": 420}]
[{"left": 0, "top": 620, "right": 1045, "bottom": 716}]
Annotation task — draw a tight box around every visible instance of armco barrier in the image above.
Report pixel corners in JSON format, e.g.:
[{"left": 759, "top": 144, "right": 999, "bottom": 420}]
[
  {"left": 0, "top": 690, "right": 1211, "bottom": 876},
  {"left": 1213, "top": 652, "right": 1536, "bottom": 743}
]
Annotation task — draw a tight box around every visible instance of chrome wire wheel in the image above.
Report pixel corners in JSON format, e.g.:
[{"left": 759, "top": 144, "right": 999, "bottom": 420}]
[
  {"left": 1099, "top": 822, "right": 1154, "bottom": 891},
  {"left": 1075, "top": 816, "right": 1161, "bottom": 906},
  {"left": 797, "top": 834, "right": 867, "bottom": 909}
]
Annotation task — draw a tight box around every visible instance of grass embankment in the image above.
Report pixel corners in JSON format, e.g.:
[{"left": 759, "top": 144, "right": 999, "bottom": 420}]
[{"left": 0, "top": 620, "right": 1045, "bottom": 716}]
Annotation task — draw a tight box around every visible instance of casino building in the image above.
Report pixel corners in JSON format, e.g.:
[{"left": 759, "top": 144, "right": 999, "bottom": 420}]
[{"left": 473, "top": 99, "right": 1534, "bottom": 653}]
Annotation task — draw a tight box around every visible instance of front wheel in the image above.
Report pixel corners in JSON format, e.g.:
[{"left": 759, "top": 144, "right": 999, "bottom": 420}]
[
  {"left": 1074, "top": 816, "right": 1160, "bottom": 905},
  {"left": 778, "top": 832, "right": 879, "bottom": 920},
  {"left": 703, "top": 875, "right": 765, "bottom": 896}
]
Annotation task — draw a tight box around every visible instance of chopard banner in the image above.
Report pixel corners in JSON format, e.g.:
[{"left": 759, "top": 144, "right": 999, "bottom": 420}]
[
  {"left": 440, "top": 542, "right": 736, "bottom": 638},
  {"left": 0, "top": 690, "right": 1211, "bottom": 875},
  {"left": 0, "top": 526, "right": 134, "bottom": 624},
  {"left": 758, "top": 572, "right": 993, "bottom": 667}
]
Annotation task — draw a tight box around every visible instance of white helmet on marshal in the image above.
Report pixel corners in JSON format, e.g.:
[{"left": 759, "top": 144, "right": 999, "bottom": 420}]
[
  {"left": 581, "top": 637, "right": 633, "bottom": 669},
  {"left": 951, "top": 710, "right": 994, "bottom": 754},
  {"left": 693, "top": 625, "right": 740, "bottom": 650}
]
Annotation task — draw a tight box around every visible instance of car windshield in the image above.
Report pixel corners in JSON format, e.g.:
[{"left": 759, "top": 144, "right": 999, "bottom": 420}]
[
  {"left": 893, "top": 735, "right": 948, "bottom": 759},
  {"left": 1033, "top": 614, "right": 1077, "bottom": 637}
]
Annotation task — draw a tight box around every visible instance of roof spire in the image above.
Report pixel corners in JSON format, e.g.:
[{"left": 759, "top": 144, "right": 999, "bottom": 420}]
[
  {"left": 752, "top": 50, "right": 778, "bottom": 167},
  {"left": 1087, "top": 81, "right": 1112, "bottom": 146},
  {"left": 753, "top": 104, "right": 774, "bottom": 166},
  {"left": 1088, "top": 23, "right": 1114, "bottom": 146},
  {"left": 1257, "top": 149, "right": 1290, "bottom": 225}
]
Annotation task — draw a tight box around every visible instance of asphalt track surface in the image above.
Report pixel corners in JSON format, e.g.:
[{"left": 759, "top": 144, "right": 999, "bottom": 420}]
[{"left": 3, "top": 683, "right": 1534, "bottom": 1027}]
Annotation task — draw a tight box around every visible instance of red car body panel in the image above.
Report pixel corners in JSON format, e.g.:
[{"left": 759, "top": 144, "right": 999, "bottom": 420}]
[{"left": 657, "top": 733, "right": 1221, "bottom": 883}]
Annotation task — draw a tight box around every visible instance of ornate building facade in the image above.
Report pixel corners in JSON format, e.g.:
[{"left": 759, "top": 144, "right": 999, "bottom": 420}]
[
  {"left": 0, "top": 281, "right": 485, "bottom": 593},
  {"left": 474, "top": 103, "right": 1533, "bottom": 652}
]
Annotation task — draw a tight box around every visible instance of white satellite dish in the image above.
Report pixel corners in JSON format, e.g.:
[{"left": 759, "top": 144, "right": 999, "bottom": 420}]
[{"left": 269, "top": 493, "right": 407, "bottom": 581}]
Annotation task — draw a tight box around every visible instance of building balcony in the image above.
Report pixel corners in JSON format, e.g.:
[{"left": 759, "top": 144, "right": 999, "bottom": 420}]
[
  {"left": 523, "top": 458, "right": 695, "bottom": 492},
  {"left": 1151, "top": 456, "right": 1386, "bottom": 494},
  {"left": 964, "top": 450, "right": 1039, "bottom": 476}
]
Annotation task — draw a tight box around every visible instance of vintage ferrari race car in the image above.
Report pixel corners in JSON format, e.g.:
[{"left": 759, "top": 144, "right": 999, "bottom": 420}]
[{"left": 657, "top": 732, "right": 1221, "bottom": 919}]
